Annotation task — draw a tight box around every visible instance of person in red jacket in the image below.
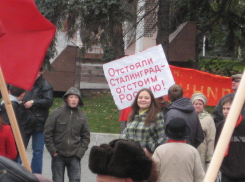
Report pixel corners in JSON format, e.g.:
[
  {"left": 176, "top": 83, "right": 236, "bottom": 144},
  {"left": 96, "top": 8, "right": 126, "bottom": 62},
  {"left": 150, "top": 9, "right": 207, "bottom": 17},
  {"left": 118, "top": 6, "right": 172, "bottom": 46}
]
[{"left": 0, "top": 115, "right": 17, "bottom": 160}]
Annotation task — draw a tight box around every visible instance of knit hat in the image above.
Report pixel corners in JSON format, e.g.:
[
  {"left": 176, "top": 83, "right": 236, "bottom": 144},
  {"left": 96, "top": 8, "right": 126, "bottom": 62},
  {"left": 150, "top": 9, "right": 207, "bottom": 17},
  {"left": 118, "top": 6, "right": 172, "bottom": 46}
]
[
  {"left": 165, "top": 118, "right": 191, "bottom": 141},
  {"left": 89, "top": 139, "right": 152, "bottom": 181},
  {"left": 191, "top": 93, "right": 207, "bottom": 105},
  {"left": 231, "top": 74, "right": 242, "bottom": 79},
  {"left": 62, "top": 87, "right": 83, "bottom": 107}
]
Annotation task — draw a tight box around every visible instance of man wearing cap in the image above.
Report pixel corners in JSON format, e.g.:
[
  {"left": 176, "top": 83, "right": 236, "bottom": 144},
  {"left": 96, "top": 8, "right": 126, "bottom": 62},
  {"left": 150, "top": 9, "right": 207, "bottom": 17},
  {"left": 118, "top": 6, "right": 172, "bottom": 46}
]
[
  {"left": 44, "top": 87, "right": 90, "bottom": 182},
  {"left": 152, "top": 117, "right": 205, "bottom": 182},
  {"left": 213, "top": 74, "right": 245, "bottom": 124},
  {"left": 89, "top": 139, "right": 158, "bottom": 182}
]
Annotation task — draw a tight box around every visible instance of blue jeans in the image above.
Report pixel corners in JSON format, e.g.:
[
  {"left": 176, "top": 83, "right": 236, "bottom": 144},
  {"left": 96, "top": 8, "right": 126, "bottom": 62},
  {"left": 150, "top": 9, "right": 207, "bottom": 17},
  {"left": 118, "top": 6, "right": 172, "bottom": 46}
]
[
  {"left": 51, "top": 155, "right": 81, "bottom": 182},
  {"left": 25, "top": 131, "right": 44, "bottom": 174}
]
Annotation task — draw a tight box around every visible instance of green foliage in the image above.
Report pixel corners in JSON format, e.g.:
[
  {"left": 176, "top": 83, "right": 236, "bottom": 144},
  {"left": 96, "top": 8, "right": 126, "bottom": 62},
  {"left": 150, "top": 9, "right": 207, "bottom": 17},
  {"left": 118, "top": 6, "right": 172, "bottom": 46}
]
[
  {"left": 82, "top": 0, "right": 131, "bottom": 26},
  {"left": 80, "top": 0, "right": 136, "bottom": 61},
  {"left": 101, "top": 46, "right": 116, "bottom": 62},
  {"left": 170, "top": 0, "right": 245, "bottom": 57},
  {"left": 35, "top": 0, "right": 81, "bottom": 67},
  {"left": 50, "top": 92, "right": 120, "bottom": 134},
  {"left": 35, "top": 0, "right": 137, "bottom": 64},
  {"left": 35, "top": 0, "right": 245, "bottom": 64},
  {"left": 196, "top": 57, "right": 245, "bottom": 76}
]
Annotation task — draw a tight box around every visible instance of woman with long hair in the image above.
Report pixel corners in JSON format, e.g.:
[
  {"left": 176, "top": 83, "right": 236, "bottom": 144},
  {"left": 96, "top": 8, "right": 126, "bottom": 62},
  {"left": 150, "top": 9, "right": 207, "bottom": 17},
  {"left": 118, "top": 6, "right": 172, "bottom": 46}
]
[
  {"left": 121, "top": 88, "right": 165, "bottom": 156},
  {"left": 0, "top": 115, "right": 17, "bottom": 160}
]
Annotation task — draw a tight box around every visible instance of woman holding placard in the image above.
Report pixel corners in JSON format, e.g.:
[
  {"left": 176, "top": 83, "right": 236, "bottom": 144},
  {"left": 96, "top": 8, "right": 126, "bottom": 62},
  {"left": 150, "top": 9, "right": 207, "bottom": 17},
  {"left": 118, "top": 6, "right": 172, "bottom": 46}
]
[{"left": 121, "top": 88, "right": 165, "bottom": 156}]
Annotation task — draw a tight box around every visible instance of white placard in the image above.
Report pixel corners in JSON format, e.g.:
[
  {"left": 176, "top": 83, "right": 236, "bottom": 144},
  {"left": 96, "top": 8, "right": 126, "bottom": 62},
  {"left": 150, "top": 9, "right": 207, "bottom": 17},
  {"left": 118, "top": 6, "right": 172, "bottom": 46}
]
[{"left": 103, "top": 45, "right": 175, "bottom": 110}]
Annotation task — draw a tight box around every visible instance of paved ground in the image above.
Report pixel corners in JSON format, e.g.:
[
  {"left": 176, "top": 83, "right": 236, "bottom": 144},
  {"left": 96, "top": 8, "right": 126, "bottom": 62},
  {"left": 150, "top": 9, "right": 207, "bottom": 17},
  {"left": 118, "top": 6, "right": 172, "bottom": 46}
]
[{"left": 26, "top": 133, "right": 120, "bottom": 182}]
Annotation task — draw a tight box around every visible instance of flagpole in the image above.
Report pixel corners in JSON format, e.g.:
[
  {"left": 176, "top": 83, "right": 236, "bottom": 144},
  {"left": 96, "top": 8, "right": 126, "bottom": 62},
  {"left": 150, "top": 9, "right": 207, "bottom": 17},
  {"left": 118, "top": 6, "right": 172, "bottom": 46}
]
[
  {"left": 204, "top": 69, "right": 245, "bottom": 182},
  {"left": 0, "top": 66, "right": 31, "bottom": 172}
]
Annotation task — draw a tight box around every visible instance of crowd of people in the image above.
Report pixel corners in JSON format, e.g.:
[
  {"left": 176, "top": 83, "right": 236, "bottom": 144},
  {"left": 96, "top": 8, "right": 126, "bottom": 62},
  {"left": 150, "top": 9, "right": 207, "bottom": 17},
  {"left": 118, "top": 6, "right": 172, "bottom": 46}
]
[
  {"left": 0, "top": 68, "right": 90, "bottom": 182},
  {"left": 118, "top": 73, "right": 244, "bottom": 182},
  {"left": 0, "top": 71, "right": 244, "bottom": 182}
]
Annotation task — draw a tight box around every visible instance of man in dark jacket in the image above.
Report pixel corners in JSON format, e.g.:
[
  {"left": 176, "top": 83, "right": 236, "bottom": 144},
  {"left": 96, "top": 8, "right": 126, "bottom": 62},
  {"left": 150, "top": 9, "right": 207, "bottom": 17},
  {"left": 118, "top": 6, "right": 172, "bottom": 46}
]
[
  {"left": 165, "top": 84, "right": 204, "bottom": 148},
  {"left": 20, "top": 68, "right": 53, "bottom": 174},
  {"left": 44, "top": 87, "right": 90, "bottom": 182},
  {"left": 213, "top": 74, "right": 245, "bottom": 125},
  {"left": 215, "top": 96, "right": 245, "bottom": 182}
]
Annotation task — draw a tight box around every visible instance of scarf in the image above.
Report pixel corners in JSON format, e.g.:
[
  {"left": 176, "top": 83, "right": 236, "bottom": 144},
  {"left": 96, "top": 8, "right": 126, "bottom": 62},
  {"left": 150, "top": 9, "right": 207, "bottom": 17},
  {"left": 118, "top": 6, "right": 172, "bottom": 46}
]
[
  {"left": 168, "top": 139, "right": 186, "bottom": 143},
  {"left": 139, "top": 109, "right": 148, "bottom": 115}
]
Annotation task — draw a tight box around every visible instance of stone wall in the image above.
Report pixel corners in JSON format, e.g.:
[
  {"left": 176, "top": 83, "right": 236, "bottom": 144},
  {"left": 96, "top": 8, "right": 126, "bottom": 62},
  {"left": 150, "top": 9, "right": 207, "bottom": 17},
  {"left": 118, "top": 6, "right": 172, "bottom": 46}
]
[{"left": 80, "top": 63, "right": 109, "bottom": 89}]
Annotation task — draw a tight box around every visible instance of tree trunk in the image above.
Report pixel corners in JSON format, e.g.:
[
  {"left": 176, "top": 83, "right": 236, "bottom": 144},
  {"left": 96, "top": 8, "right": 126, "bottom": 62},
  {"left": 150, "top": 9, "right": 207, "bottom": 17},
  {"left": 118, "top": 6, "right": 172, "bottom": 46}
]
[
  {"left": 112, "top": 23, "right": 125, "bottom": 59},
  {"left": 156, "top": 0, "right": 170, "bottom": 61}
]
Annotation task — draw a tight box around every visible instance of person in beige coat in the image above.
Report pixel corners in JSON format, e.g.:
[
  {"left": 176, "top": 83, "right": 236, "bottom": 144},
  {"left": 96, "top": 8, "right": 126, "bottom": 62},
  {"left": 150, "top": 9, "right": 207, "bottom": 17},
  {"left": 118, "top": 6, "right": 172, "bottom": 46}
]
[
  {"left": 191, "top": 93, "right": 216, "bottom": 171},
  {"left": 152, "top": 117, "right": 205, "bottom": 182}
]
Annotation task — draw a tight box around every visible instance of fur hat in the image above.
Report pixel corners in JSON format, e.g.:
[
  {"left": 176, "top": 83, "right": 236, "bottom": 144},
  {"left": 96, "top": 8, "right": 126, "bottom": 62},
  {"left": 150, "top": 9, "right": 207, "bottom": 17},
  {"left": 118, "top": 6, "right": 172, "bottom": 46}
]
[
  {"left": 231, "top": 74, "right": 242, "bottom": 79},
  {"left": 191, "top": 93, "right": 207, "bottom": 105},
  {"left": 89, "top": 139, "right": 152, "bottom": 181},
  {"left": 165, "top": 118, "right": 191, "bottom": 141}
]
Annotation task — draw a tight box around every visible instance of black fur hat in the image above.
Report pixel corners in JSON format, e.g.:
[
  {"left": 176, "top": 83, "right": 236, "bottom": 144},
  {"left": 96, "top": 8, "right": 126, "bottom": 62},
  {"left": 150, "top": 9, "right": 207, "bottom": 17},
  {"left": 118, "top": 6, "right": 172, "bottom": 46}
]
[{"left": 89, "top": 139, "right": 152, "bottom": 181}]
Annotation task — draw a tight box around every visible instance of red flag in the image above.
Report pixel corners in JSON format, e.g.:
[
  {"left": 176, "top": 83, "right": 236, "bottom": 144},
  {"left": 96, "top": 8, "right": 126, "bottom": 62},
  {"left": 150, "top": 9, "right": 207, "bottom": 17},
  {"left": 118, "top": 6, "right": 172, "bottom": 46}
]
[{"left": 0, "top": 0, "right": 56, "bottom": 90}]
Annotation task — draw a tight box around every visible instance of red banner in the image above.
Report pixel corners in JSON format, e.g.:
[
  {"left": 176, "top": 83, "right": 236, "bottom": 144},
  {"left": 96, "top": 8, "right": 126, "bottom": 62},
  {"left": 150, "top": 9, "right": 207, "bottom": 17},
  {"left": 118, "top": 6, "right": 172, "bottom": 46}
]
[
  {"left": 119, "top": 66, "right": 232, "bottom": 121},
  {"left": 170, "top": 65, "right": 231, "bottom": 106}
]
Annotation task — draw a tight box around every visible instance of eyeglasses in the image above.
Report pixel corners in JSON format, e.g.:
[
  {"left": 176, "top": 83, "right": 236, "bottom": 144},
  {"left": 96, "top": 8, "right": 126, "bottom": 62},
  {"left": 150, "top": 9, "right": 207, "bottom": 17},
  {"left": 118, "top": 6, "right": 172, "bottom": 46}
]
[{"left": 232, "top": 78, "right": 241, "bottom": 83}]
